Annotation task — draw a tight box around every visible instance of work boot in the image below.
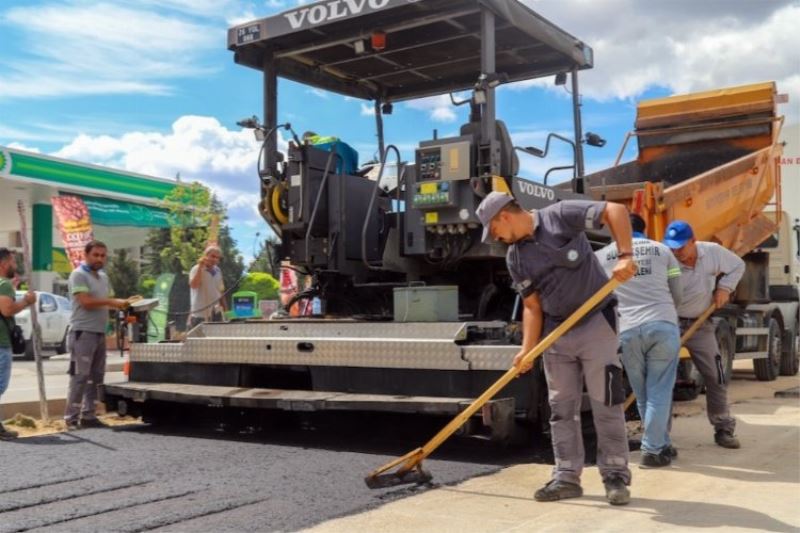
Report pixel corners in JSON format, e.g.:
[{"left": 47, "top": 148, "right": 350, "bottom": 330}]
[
  {"left": 663, "top": 445, "right": 678, "bottom": 458},
  {"left": 0, "top": 423, "right": 18, "bottom": 440},
  {"left": 603, "top": 475, "right": 630, "bottom": 506},
  {"left": 714, "top": 430, "right": 741, "bottom": 449},
  {"left": 640, "top": 452, "right": 671, "bottom": 469},
  {"left": 80, "top": 418, "right": 109, "bottom": 429},
  {"left": 533, "top": 479, "right": 583, "bottom": 502}
]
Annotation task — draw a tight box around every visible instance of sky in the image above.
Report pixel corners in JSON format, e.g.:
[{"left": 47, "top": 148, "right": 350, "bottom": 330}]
[{"left": 0, "top": 0, "right": 798, "bottom": 263}]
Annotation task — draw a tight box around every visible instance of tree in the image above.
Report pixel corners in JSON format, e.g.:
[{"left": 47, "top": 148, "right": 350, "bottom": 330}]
[
  {"left": 106, "top": 249, "right": 140, "bottom": 298},
  {"left": 239, "top": 272, "right": 280, "bottom": 301},
  {"left": 249, "top": 233, "right": 282, "bottom": 278},
  {"left": 141, "top": 182, "right": 245, "bottom": 303}
]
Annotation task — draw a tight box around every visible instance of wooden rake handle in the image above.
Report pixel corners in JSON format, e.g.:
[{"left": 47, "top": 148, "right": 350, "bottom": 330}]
[{"left": 368, "top": 278, "right": 621, "bottom": 480}]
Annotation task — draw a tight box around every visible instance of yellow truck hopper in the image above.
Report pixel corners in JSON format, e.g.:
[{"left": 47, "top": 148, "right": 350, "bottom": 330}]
[{"left": 584, "top": 81, "right": 784, "bottom": 256}]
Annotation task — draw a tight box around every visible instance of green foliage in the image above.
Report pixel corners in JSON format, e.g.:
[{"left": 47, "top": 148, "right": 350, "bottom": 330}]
[
  {"left": 249, "top": 233, "right": 281, "bottom": 278},
  {"left": 238, "top": 272, "right": 280, "bottom": 301},
  {"left": 139, "top": 277, "right": 156, "bottom": 298},
  {"left": 106, "top": 249, "right": 140, "bottom": 298},
  {"left": 141, "top": 183, "right": 245, "bottom": 306}
]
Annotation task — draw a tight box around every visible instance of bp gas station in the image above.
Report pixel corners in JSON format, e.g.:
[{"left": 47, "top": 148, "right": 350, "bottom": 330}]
[{"left": 0, "top": 145, "right": 177, "bottom": 294}]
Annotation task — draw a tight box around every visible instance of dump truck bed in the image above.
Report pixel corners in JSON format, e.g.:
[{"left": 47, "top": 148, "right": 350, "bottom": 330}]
[{"left": 582, "top": 82, "right": 783, "bottom": 254}]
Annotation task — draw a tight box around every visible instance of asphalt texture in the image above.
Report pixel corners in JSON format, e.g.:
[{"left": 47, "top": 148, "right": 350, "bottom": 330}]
[{"left": 0, "top": 413, "right": 550, "bottom": 532}]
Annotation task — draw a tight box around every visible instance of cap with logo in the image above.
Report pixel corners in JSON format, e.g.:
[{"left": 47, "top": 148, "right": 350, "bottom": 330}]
[
  {"left": 476, "top": 192, "right": 515, "bottom": 243},
  {"left": 663, "top": 220, "right": 694, "bottom": 249}
]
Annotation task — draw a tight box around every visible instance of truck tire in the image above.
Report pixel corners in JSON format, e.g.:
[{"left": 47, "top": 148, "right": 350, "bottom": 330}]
[
  {"left": 715, "top": 320, "right": 735, "bottom": 385},
  {"left": 673, "top": 359, "right": 703, "bottom": 401},
  {"left": 779, "top": 320, "right": 799, "bottom": 376},
  {"left": 754, "top": 317, "right": 781, "bottom": 381}
]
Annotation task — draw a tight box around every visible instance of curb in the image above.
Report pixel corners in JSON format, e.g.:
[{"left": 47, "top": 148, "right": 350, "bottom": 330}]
[{"left": 2, "top": 365, "right": 125, "bottom": 420}]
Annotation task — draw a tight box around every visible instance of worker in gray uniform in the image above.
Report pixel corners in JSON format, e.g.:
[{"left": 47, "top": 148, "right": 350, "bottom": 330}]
[
  {"left": 65, "top": 240, "right": 128, "bottom": 430},
  {"left": 596, "top": 214, "right": 683, "bottom": 468},
  {"left": 477, "top": 191, "right": 637, "bottom": 506},
  {"left": 664, "top": 220, "right": 745, "bottom": 449}
]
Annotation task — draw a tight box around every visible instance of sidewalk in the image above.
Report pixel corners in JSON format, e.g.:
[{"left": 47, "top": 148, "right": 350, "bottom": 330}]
[
  {"left": 1, "top": 353, "right": 127, "bottom": 419},
  {"left": 305, "top": 368, "right": 800, "bottom": 533}
]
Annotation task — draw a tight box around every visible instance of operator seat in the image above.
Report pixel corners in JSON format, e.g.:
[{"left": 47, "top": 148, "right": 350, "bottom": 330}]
[{"left": 459, "top": 119, "right": 519, "bottom": 177}]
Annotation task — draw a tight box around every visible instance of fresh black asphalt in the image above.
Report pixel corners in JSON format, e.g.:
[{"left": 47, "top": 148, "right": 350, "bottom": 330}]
[{"left": 0, "top": 414, "right": 549, "bottom": 532}]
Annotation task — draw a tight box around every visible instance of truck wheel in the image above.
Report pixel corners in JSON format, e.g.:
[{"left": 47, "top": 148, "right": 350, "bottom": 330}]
[
  {"left": 715, "top": 320, "right": 735, "bottom": 384},
  {"left": 779, "top": 320, "right": 799, "bottom": 376},
  {"left": 754, "top": 317, "right": 781, "bottom": 381},
  {"left": 673, "top": 359, "right": 703, "bottom": 401}
]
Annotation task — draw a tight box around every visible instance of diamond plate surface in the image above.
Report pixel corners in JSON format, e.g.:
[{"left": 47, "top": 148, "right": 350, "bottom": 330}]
[
  {"left": 130, "top": 342, "right": 184, "bottom": 363},
  {"left": 181, "top": 337, "right": 469, "bottom": 370},
  {"left": 193, "top": 320, "right": 505, "bottom": 341},
  {"left": 462, "top": 346, "right": 519, "bottom": 371}
]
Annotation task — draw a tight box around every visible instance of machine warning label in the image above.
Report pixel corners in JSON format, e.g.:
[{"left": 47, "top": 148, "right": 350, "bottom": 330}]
[{"left": 237, "top": 24, "right": 261, "bottom": 44}]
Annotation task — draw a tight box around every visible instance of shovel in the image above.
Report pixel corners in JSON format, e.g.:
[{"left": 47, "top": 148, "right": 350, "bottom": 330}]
[{"left": 365, "top": 278, "right": 621, "bottom": 489}]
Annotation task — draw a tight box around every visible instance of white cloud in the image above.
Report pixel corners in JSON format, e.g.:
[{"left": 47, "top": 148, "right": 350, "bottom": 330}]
[
  {"left": 51, "top": 116, "right": 277, "bottom": 241},
  {"left": 0, "top": 125, "right": 72, "bottom": 144},
  {"left": 520, "top": 0, "right": 799, "bottom": 121},
  {"left": 6, "top": 142, "right": 41, "bottom": 153},
  {"left": 360, "top": 103, "right": 375, "bottom": 116},
  {"left": 308, "top": 88, "right": 330, "bottom": 99},
  {"left": 0, "top": 3, "right": 219, "bottom": 100},
  {"left": 404, "top": 95, "right": 464, "bottom": 123}
]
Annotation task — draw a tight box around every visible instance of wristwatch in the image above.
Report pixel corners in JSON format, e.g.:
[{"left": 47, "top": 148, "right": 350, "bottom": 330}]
[{"left": 618, "top": 252, "right": 634, "bottom": 258}]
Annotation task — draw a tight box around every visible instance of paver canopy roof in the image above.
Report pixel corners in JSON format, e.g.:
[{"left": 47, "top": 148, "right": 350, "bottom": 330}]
[{"left": 228, "top": 0, "right": 592, "bottom": 102}]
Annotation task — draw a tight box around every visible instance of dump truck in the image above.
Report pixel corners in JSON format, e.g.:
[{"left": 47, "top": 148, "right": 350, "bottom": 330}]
[
  {"left": 577, "top": 82, "right": 798, "bottom": 396},
  {"left": 103, "top": 0, "right": 795, "bottom": 438}
]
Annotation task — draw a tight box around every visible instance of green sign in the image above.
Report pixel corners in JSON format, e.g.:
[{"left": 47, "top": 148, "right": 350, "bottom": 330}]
[
  {"left": 4, "top": 147, "right": 175, "bottom": 200},
  {"left": 149, "top": 273, "right": 175, "bottom": 342},
  {"left": 78, "top": 194, "right": 170, "bottom": 228}
]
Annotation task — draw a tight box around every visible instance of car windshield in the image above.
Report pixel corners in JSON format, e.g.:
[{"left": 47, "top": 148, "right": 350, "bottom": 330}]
[{"left": 55, "top": 296, "right": 72, "bottom": 310}]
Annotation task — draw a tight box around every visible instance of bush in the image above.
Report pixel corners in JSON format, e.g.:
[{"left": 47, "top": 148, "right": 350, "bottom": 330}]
[
  {"left": 238, "top": 272, "right": 280, "bottom": 301},
  {"left": 139, "top": 278, "right": 157, "bottom": 298}
]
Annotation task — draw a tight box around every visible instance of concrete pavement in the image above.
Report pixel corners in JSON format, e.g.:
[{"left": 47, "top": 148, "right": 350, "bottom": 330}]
[
  {"left": 305, "top": 366, "right": 800, "bottom": 533},
  {"left": 1, "top": 352, "right": 127, "bottom": 419}
]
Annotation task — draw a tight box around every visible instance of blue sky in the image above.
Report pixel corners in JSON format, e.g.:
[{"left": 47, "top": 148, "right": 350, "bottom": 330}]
[{"left": 1, "top": 0, "right": 797, "bottom": 263}]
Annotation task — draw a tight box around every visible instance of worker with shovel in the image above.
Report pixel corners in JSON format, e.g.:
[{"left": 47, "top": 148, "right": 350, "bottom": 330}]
[
  {"left": 478, "top": 192, "right": 637, "bottom": 506},
  {"left": 664, "top": 220, "right": 744, "bottom": 449}
]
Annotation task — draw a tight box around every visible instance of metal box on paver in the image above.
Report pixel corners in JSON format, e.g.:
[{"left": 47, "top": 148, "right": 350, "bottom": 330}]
[{"left": 393, "top": 286, "right": 458, "bottom": 322}]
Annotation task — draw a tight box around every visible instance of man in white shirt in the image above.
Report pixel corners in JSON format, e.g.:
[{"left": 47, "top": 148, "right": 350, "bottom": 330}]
[
  {"left": 596, "top": 214, "right": 683, "bottom": 467},
  {"left": 189, "top": 246, "right": 227, "bottom": 327},
  {"left": 664, "top": 220, "right": 745, "bottom": 449}
]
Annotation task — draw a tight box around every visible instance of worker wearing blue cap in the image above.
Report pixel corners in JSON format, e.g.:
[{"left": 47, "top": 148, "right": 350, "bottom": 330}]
[
  {"left": 477, "top": 191, "right": 637, "bottom": 506},
  {"left": 664, "top": 220, "right": 745, "bottom": 449}
]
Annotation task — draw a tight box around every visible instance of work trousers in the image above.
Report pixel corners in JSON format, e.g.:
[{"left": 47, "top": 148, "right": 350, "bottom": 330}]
[
  {"left": 619, "top": 321, "right": 680, "bottom": 454},
  {"left": 543, "top": 310, "right": 631, "bottom": 485},
  {"left": 64, "top": 331, "right": 107, "bottom": 423},
  {"left": 680, "top": 320, "right": 736, "bottom": 433}
]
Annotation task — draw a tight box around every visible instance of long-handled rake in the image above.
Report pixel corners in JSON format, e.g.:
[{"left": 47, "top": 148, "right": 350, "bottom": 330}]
[{"left": 365, "top": 278, "right": 621, "bottom": 489}]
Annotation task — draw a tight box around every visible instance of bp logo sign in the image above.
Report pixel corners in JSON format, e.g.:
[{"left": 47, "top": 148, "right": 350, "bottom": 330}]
[{"left": 0, "top": 149, "right": 9, "bottom": 176}]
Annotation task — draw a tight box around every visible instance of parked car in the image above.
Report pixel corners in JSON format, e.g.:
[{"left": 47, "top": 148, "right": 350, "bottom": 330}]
[{"left": 13, "top": 291, "right": 72, "bottom": 359}]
